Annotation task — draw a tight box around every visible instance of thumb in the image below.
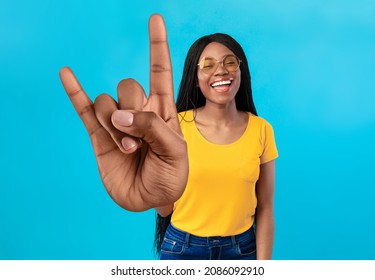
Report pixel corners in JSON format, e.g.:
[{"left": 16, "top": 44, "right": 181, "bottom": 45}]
[{"left": 111, "top": 110, "right": 186, "bottom": 158}]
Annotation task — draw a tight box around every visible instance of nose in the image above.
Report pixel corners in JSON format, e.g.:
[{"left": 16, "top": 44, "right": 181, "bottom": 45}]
[{"left": 214, "top": 61, "right": 228, "bottom": 75}]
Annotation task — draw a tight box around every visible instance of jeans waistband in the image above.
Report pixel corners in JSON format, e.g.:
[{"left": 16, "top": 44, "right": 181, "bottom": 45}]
[{"left": 166, "top": 224, "right": 255, "bottom": 247}]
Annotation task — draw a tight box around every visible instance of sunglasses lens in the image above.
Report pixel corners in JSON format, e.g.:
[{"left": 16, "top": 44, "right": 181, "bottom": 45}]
[
  {"left": 224, "top": 55, "right": 240, "bottom": 71},
  {"left": 199, "top": 57, "right": 216, "bottom": 73},
  {"left": 199, "top": 55, "right": 240, "bottom": 73}
]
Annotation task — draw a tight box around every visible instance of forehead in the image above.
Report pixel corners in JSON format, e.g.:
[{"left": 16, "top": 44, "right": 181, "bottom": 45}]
[{"left": 199, "top": 42, "right": 235, "bottom": 60}]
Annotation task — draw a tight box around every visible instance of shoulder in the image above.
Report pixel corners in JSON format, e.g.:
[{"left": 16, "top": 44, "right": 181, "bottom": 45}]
[
  {"left": 248, "top": 114, "right": 275, "bottom": 131},
  {"left": 247, "top": 114, "right": 277, "bottom": 149}
]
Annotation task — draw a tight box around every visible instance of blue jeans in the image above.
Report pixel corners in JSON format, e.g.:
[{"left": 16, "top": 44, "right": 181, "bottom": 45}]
[{"left": 160, "top": 224, "right": 256, "bottom": 260}]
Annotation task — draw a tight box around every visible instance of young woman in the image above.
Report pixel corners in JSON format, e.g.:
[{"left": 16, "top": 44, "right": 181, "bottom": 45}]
[{"left": 155, "top": 33, "right": 278, "bottom": 260}]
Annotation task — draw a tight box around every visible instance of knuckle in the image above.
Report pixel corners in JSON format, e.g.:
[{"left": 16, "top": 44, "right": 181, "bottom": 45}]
[
  {"left": 78, "top": 103, "right": 94, "bottom": 117},
  {"left": 67, "top": 87, "right": 83, "bottom": 98},
  {"left": 131, "top": 111, "right": 159, "bottom": 140},
  {"left": 144, "top": 111, "right": 158, "bottom": 130},
  {"left": 150, "top": 63, "right": 170, "bottom": 73},
  {"left": 117, "top": 78, "right": 136, "bottom": 89},
  {"left": 150, "top": 38, "right": 167, "bottom": 44}
]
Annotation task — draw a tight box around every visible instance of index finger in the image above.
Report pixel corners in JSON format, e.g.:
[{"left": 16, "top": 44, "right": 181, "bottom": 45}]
[
  {"left": 59, "top": 66, "right": 101, "bottom": 136},
  {"left": 148, "top": 15, "right": 175, "bottom": 116}
]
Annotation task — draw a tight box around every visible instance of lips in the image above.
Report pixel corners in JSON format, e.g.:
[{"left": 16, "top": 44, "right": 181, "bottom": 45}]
[{"left": 210, "top": 78, "right": 233, "bottom": 88}]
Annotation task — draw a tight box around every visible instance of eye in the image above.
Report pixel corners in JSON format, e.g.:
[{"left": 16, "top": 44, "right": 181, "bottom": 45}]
[
  {"left": 199, "top": 57, "right": 215, "bottom": 70},
  {"left": 224, "top": 56, "right": 238, "bottom": 65},
  {"left": 202, "top": 64, "right": 214, "bottom": 69},
  {"left": 223, "top": 55, "right": 240, "bottom": 71}
]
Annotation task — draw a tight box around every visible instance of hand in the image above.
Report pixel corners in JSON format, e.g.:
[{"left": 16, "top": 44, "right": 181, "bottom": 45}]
[{"left": 59, "top": 14, "right": 188, "bottom": 212}]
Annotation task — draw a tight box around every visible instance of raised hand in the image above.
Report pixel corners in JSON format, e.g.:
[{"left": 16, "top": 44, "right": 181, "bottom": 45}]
[{"left": 59, "top": 15, "right": 188, "bottom": 212}]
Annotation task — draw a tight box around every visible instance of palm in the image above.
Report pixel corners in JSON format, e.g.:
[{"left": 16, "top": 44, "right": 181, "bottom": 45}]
[{"left": 59, "top": 15, "right": 188, "bottom": 211}]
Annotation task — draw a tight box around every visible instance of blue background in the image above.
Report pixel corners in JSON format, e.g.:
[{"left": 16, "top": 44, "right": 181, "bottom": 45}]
[{"left": 1, "top": 0, "right": 374, "bottom": 259}]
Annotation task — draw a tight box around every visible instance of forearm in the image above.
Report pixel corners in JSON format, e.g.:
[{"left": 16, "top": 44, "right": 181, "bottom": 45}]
[{"left": 255, "top": 206, "right": 274, "bottom": 260}]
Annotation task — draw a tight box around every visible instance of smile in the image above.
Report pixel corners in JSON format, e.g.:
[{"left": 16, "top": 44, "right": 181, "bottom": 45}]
[{"left": 210, "top": 78, "right": 233, "bottom": 88}]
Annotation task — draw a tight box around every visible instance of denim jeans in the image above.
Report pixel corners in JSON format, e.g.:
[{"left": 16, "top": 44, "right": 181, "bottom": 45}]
[{"left": 160, "top": 224, "right": 256, "bottom": 260}]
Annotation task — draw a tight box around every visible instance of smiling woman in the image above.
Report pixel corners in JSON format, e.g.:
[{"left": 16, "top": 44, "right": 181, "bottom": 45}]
[
  {"left": 197, "top": 43, "right": 241, "bottom": 100},
  {"left": 155, "top": 33, "right": 278, "bottom": 260}
]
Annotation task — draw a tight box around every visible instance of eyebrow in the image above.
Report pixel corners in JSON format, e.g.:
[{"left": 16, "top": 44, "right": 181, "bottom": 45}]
[{"left": 199, "top": 54, "right": 235, "bottom": 60}]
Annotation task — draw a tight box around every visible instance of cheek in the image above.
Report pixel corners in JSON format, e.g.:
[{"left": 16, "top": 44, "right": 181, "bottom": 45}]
[{"left": 197, "top": 73, "right": 210, "bottom": 88}]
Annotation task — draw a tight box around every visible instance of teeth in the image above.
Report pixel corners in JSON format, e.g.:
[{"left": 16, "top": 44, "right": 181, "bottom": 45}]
[{"left": 211, "top": 80, "right": 232, "bottom": 87}]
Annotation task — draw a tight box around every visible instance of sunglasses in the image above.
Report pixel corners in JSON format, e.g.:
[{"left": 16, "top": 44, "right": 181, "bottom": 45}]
[{"left": 197, "top": 54, "right": 242, "bottom": 74}]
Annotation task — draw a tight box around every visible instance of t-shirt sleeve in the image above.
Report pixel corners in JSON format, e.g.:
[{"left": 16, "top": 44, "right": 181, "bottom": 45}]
[{"left": 260, "top": 120, "right": 278, "bottom": 164}]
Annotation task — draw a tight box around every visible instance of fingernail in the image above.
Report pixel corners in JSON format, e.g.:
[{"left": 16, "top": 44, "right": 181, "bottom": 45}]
[
  {"left": 121, "top": 138, "right": 137, "bottom": 151},
  {"left": 113, "top": 111, "right": 133, "bottom": 126}
]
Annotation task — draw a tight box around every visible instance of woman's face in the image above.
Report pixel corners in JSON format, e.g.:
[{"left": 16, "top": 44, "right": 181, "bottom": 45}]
[{"left": 197, "top": 42, "right": 241, "bottom": 107}]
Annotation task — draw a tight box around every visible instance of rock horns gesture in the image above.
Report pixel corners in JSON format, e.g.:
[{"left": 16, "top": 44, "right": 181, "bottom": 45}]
[{"left": 59, "top": 14, "right": 188, "bottom": 211}]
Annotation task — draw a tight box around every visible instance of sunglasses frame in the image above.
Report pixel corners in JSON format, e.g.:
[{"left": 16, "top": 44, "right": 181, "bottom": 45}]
[{"left": 197, "top": 54, "right": 242, "bottom": 74}]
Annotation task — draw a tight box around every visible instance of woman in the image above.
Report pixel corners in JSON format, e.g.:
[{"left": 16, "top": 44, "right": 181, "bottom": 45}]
[
  {"left": 59, "top": 14, "right": 277, "bottom": 260},
  {"left": 155, "top": 33, "right": 278, "bottom": 260}
]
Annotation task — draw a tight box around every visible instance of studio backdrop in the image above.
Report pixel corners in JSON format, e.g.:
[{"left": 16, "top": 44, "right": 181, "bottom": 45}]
[{"left": 1, "top": 0, "right": 374, "bottom": 259}]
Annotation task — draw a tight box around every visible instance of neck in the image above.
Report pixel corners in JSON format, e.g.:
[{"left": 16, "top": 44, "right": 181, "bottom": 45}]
[{"left": 197, "top": 101, "right": 241, "bottom": 126}]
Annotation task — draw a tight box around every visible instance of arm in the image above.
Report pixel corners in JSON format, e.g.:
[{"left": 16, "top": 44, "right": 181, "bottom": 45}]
[
  {"left": 155, "top": 204, "right": 173, "bottom": 217},
  {"left": 255, "top": 160, "right": 276, "bottom": 260}
]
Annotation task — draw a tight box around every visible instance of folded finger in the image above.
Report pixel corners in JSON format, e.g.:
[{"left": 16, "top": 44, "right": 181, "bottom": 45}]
[
  {"left": 112, "top": 110, "right": 186, "bottom": 158},
  {"left": 94, "top": 93, "right": 136, "bottom": 153},
  {"left": 117, "top": 78, "right": 147, "bottom": 111}
]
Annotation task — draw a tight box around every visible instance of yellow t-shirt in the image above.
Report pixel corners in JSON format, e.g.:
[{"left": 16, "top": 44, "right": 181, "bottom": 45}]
[{"left": 171, "top": 110, "right": 278, "bottom": 237}]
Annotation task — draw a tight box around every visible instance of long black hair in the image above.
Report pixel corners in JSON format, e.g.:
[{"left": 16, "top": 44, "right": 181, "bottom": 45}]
[{"left": 154, "top": 33, "right": 258, "bottom": 254}]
